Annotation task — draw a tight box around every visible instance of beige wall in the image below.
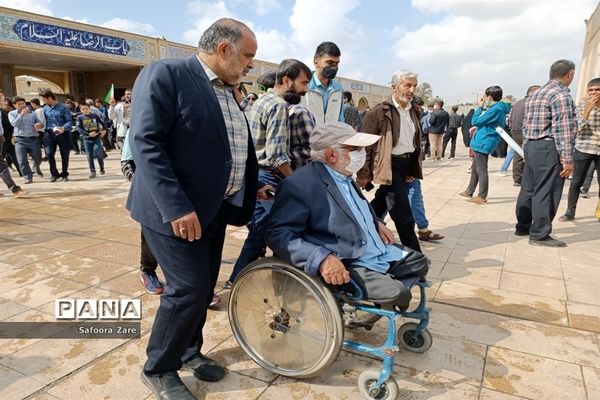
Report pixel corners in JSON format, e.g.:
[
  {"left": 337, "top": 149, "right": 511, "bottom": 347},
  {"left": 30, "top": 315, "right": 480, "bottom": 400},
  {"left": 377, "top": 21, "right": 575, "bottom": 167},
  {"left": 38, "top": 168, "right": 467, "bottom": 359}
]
[{"left": 577, "top": 2, "right": 600, "bottom": 104}]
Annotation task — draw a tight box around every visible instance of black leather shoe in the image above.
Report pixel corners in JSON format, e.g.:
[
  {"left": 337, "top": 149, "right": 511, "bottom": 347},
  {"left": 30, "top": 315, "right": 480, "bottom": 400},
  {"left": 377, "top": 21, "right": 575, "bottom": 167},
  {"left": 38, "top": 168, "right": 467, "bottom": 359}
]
[
  {"left": 514, "top": 229, "right": 529, "bottom": 236},
  {"left": 558, "top": 213, "right": 575, "bottom": 222},
  {"left": 529, "top": 236, "right": 567, "bottom": 247},
  {"left": 181, "top": 354, "right": 227, "bottom": 382},
  {"left": 140, "top": 371, "right": 196, "bottom": 400}
]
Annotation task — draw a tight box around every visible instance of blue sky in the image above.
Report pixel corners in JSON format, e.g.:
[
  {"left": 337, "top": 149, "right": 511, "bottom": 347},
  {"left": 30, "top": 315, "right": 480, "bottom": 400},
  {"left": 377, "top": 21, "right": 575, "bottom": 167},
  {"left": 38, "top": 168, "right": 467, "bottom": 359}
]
[{"left": 2, "top": 0, "right": 598, "bottom": 103}]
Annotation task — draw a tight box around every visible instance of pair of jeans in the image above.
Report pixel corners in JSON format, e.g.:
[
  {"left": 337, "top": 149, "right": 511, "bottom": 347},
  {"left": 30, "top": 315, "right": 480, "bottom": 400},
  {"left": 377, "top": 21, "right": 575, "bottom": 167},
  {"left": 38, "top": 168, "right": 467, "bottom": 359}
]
[
  {"left": 15, "top": 136, "right": 42, "bottom": 180},
  {"left": 44, "top": 131, "right": 71, "bottom": 178},
  {"left": 406, "top": 179, "right": 429, "bottom": 230},
  {"left": 499, "top": 146, "right": 515, "bottom": 172},
  {"left": 565, "top": 149, "right": 600, "bottom": 217},
  {"left": 466, "top": 151, "right": 489, "bottom": 198},
  {"left": 83, "top": 138, "right": 104, "bottom": 172},
  {"left": 229, "top": 168, "right": 282, "bottom": 283}
]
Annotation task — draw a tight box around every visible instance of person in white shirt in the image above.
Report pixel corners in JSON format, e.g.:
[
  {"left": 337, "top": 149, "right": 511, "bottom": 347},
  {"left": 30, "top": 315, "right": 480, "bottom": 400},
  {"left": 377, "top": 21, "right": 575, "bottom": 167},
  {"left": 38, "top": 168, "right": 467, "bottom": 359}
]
[
  {"left": 108, "top": 88, "right": 132, "bottom": 149},
  {"left": 357, "top": 70, "right": 424, "bottom": 252}
]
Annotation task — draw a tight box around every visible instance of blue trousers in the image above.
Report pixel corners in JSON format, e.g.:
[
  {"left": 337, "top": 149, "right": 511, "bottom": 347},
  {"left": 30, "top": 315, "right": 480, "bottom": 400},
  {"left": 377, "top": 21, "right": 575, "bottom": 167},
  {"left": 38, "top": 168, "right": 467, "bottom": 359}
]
[
  {"left": 229, "top": 169, "right": 282, "bottom": 282},
  {"left": 500, "top": 147, "right": 515, "bottom": 172},
  {"left": 406, "top": 179, "right": 429, "bottom": 230},
  {"left": 83, "top": 138, "right": 104, "bottom": 172},
  {"left": 15, "top": 136, "right": 42, "bottom": 180}
]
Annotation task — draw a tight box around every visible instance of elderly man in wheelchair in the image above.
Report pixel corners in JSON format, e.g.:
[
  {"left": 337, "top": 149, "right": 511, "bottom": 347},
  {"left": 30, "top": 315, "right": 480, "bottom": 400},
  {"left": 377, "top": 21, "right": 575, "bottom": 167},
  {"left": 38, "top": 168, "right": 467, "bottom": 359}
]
[{"left": 228, "top": 122, "right": 432, "bottom": 400}]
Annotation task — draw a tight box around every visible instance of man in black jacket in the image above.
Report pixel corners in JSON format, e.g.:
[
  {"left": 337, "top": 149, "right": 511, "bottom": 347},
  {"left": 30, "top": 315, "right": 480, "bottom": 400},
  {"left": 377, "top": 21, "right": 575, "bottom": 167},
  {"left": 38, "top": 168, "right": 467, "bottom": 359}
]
[{"left": 428, "top": 100, "right": 449, "bottom": 161}]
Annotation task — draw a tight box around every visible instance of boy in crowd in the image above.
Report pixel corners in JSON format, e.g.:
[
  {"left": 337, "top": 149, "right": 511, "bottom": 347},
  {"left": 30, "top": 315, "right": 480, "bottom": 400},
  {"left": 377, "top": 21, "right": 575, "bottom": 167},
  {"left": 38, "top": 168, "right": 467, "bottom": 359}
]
[{"left": 76, "top": 104, "right": 106, "bottom": 178}]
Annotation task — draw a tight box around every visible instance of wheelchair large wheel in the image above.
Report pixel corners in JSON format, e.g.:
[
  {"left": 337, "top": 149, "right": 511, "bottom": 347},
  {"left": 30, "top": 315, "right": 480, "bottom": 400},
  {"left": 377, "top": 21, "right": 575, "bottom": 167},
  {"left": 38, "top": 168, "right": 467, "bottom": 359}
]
[{"left": 228, "top": 257, "right": 344, "bottom": 378}]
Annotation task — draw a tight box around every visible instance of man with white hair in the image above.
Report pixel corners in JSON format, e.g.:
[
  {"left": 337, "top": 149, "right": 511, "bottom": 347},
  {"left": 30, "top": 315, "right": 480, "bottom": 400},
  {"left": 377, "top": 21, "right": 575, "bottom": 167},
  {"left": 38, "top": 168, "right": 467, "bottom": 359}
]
[
  {"left": 267, "top": 122, "right": 429, "bottom": 307},
  {"left": 357, "top": 70, "right": 423, "bottom": 252}
]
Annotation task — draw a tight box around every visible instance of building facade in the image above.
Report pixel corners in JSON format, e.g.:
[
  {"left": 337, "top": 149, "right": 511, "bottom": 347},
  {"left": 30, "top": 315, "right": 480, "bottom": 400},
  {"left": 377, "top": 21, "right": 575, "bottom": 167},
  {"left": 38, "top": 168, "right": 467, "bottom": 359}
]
[
  {"left": 577, "top": 2, "right": 600, "bottom": 104},
  {"left": 0, "top": 6, "right": 390, "bottom": 109}
]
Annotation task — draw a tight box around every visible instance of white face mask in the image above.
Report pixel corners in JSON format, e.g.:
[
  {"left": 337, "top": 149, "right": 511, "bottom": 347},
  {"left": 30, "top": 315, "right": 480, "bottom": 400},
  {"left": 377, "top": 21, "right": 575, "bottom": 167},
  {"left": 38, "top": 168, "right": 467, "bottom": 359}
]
[{"left": 345, "top": 148, "right": 366, "bottom": 174}]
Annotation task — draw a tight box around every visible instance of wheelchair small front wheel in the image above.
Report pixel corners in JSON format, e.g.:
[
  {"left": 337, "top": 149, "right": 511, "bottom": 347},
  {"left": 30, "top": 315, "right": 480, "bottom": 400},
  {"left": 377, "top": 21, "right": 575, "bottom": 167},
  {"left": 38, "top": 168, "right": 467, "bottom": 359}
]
[
  {"left": 357, "top": 369, "right": 399, "bottom": 400},
  {"left": 397, "top": 322, "right": 432, "bottom": 353}
]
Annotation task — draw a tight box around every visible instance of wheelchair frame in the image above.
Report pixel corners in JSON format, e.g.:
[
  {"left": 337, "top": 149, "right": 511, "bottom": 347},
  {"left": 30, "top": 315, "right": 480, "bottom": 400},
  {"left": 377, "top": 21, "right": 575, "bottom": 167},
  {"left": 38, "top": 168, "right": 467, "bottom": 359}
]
[
  {"left": 340, "top": 279, "right": 431, "bottom": 398},
  {"left": 228, "top": 257, "right": 432, "bottom": 400}
]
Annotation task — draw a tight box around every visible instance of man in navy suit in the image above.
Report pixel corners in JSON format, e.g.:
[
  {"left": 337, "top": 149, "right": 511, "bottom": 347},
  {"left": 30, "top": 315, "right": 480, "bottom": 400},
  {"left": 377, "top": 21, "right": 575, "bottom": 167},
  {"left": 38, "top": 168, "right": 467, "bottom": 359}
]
[
  {"left": 267, "top": 122, "right": 429, "bottom": 305},
  {"left": 127, "top": 19, "right": 259, "bottom": 400}
]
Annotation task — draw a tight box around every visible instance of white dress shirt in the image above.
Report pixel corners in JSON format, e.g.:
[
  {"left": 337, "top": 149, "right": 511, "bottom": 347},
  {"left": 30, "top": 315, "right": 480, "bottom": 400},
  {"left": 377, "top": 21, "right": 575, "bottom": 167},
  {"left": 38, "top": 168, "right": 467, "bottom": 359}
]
[{"left": 391, "top": 97, "right": 416, "bottom": 155}]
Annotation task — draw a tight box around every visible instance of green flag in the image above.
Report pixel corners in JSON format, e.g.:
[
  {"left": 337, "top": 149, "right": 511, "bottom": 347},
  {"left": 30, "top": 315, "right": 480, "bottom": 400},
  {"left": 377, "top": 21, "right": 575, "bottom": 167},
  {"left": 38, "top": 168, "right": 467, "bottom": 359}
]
[{"left": 104, "top": 84, "right": 114, "bottom": 104}]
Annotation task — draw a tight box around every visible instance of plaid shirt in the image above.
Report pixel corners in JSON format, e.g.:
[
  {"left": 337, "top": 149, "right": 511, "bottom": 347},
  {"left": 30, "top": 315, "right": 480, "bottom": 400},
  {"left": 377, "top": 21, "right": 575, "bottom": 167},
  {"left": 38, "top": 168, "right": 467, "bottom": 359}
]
[
  {"left": 248, "top": 90, "right": 291, "bottom": 168},
  {"left": 288, "top": 104, "right": 315, "bottom": 170},
  {"left": 523, "top": 79, "right": 576, "bottom": 163},
  {"left": 343, "top": 103, "right": 360, "bottom": 129},
  {"left": 198, "top": 57, "right": 248, "bottom": 197},
  {"left": 575, "top": 103, "right": 600, "bottom": 155}
]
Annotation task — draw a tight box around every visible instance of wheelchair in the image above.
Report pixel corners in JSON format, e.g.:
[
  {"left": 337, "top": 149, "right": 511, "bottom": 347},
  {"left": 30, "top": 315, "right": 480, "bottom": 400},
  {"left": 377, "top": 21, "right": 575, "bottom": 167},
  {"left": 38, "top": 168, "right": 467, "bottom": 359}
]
[{"left": 228, "top": 257, "right": 432, "bottom": 400}]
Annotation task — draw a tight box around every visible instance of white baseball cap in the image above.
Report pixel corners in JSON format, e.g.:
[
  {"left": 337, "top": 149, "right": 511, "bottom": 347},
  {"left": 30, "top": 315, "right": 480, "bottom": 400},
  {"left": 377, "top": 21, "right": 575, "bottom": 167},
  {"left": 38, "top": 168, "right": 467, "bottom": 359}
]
[{"left": 310, "top": 122, "right": 380, "bottom": 151}]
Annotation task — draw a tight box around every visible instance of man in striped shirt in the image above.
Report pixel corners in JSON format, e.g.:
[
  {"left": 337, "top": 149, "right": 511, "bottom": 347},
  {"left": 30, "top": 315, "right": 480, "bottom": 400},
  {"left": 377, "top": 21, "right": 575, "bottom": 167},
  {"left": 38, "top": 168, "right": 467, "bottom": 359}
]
[
  {"left": 226, "top": 58, "right": 311, "bottom": 286},
  {"left": 559, "top": 77, "right": 600, "bottom": 222},
  {"left": 515, "top": 59, "right": 577, "bottom": 247}
]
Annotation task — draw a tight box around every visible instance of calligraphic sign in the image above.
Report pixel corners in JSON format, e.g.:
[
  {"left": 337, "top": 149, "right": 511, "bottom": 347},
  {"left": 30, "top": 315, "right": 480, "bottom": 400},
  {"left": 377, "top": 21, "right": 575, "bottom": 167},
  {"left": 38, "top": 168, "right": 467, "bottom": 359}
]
[
  {"left": 13, "top": 19, "right": 130, "bottom": 56},
  {"left": 350, "top": 82, "right": 364, "bottom": 91}
]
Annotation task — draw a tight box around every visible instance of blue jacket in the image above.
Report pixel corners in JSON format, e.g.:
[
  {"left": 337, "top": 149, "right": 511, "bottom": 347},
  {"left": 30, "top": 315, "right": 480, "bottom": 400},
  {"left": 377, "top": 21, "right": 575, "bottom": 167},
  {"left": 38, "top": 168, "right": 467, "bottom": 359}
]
[
  {"left": 267, "top": 162, "right": 380, "bottom": 276},
  {"left": 126, "top": 56, "right": 258, "bottom": 236},
  {"left": 469, "top": 101, "right": 511, "bottom": 154}
]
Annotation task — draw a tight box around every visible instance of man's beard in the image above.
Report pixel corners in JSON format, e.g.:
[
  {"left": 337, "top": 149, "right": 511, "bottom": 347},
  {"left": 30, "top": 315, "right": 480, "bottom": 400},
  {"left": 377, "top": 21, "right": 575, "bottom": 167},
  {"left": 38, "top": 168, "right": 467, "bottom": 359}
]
[{"left": 283, "top": 90, "right": 302, "bottom": 105}]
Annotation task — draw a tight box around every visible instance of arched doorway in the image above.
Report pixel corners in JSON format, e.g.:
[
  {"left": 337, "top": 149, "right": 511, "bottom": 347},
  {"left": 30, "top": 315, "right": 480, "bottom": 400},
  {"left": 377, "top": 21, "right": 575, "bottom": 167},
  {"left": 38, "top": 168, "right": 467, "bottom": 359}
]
[
  {"left": 15, "top": 75, "right": 64, "bottom": 100},
  {"left": 357, "top": 97, "right": 369, "bottom": 112}
]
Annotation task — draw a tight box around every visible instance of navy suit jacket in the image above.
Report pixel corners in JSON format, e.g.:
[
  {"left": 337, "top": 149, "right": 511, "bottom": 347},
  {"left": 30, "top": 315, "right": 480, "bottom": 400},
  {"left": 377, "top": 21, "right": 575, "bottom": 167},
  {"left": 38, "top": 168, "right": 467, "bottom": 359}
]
[
  {"left": 267, "top": 162, "right": 380, "bottom": 276},
  {"left": 126, "top": 56, "right": 258, "bottom": 236}
]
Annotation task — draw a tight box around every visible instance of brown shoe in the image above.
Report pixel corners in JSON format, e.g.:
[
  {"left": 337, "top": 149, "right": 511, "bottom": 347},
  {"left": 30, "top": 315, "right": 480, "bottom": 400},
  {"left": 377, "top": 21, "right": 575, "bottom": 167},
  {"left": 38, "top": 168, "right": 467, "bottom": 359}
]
[
  {"left": 13, "top": 188, "right": 29, "bottom": 198},
  {"left": 457, "top": 191, "right": 472, "bottom": 198},
  {"left": 465, "top": 196, "right": 487, "bottom": 205}
]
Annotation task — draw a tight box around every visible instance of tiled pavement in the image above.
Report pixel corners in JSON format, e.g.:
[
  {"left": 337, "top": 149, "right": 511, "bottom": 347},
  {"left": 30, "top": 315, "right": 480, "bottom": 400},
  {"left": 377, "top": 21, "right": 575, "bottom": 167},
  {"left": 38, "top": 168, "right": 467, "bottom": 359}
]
[{"left": 0, "top": 150, "right": 598, "bottom": 400}]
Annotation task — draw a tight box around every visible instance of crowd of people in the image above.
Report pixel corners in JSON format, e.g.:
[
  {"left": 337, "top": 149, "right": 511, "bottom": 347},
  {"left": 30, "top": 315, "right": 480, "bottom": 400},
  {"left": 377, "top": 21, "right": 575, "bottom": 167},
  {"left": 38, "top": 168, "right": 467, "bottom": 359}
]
[
  {"left": 0, "top": 89, "right": 129, "bottom": 185},
  {"left": 1, "top": 16, "right": 598, "bottom": 400}
]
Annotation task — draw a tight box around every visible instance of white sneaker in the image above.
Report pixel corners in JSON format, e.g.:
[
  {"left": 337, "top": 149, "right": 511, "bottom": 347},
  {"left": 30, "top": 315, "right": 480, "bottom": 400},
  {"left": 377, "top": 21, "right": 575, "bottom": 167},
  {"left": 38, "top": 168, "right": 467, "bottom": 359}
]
[{"left": 496, "top": 171, "right": 507, "bottom": 177}]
